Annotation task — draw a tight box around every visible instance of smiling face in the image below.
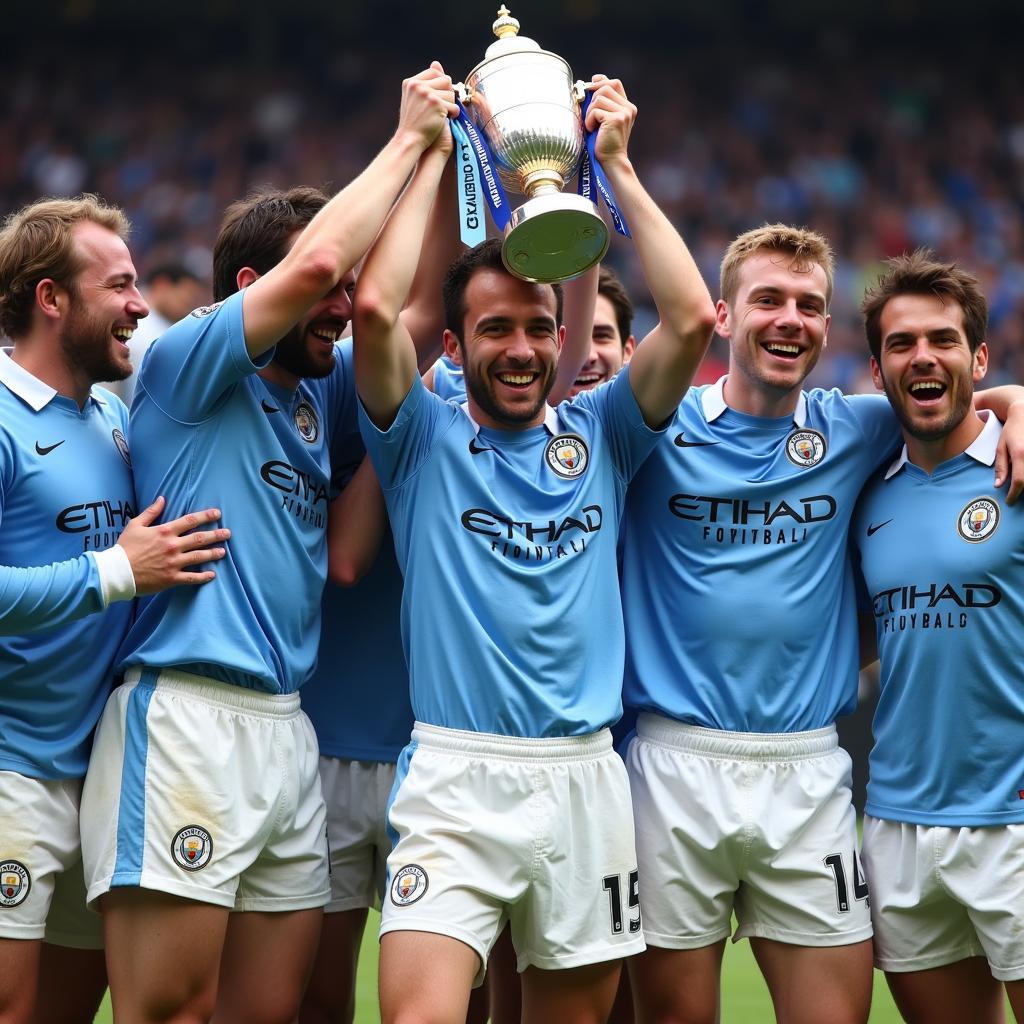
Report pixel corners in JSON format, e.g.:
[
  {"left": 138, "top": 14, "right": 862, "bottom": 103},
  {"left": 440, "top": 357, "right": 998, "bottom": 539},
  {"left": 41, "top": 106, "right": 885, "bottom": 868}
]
[
  {"left": 272, "top": 267, "right": 354, "bottom": 380},
  {"left": 59, "top": 220, "right": 148, "bottom": 384},
  {"left": 717, "top": 249, "right": 830, "bottom": 414},
  {"left": 446, "top": 267, "right": 564, "bottom": 429},
  {"left": 567, "top": 293, "right": 635, "bottom": 399},
  {"left": 872, "top": 292, "right": 987, "bottom": 446}
]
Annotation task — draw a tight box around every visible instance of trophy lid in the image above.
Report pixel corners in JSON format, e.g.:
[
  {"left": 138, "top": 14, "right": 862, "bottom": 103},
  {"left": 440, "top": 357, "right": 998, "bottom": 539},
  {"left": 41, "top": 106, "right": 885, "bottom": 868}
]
[{"left": 484, "top": 5, "right": 542, "bottom": 59}]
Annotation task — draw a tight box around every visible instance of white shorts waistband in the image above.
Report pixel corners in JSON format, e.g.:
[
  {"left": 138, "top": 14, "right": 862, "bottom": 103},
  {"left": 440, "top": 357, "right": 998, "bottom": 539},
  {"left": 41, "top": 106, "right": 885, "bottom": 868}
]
[
  {"left": 411, "top": 722, "right": 613, "bottom": 763},
  {"left": 123, "top": 667, "right": 302, "bottom": 719},
  {"left": 636, "top": 713, "right": 838, "bottom": 762}
]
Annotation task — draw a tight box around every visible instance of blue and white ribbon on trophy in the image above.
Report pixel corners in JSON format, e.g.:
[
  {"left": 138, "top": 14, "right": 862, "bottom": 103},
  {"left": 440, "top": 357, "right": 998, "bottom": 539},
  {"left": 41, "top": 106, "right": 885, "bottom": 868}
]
[
  {"left": 451, "top": 101, "right": 511, "bottom": 247},
  {"left": 450, "top": 91, "right": 630, "bottom": 247},
  {"left": 577, "top": 90, "right": 631, "bottom": 239}
]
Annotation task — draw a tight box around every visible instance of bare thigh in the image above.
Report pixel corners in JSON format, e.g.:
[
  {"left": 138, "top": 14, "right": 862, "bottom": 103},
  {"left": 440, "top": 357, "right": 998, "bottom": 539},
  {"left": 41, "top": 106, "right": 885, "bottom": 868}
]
[
  {"left": 214, "top": 908, "right": 323, "bottom": 1024},
  {"left": 299, "top": 908, "right": 369, "bottom": 1024},
  {"left": 379, "top": 930, "right": 479, "bottom": 1024},
  {"left": 34, "top": 943, "right": 107, "bottom": 1024},
  {"left": 629, "top": 942, "right": 725, "bottom": 1024},
  {"left": 750, "top": 937, "right": 872, "bottom": 1024},
  {"left": 885, "top": 957, "right": 1007, "bottom": 1024},
  {"left": 101, "top": 889, "right": 229, "bottom": 1024}
]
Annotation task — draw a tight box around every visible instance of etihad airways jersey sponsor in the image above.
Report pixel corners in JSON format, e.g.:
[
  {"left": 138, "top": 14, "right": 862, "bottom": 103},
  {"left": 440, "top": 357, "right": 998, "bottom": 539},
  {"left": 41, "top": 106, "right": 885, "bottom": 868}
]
[
  {"left": 0, "top": 351, "right": 134, "bottom": 778},
  {"left": 854, "top": 414, "right": 1024, "bottom": 826},
  {"left": 621, "top": 379, "right": 898, "bottom": 733},
  {"left": 360, "top": 369, "right": 661, "bottom": 738},
  {"left": 117, "top": 291, "right": 357, "bottom": 694}
]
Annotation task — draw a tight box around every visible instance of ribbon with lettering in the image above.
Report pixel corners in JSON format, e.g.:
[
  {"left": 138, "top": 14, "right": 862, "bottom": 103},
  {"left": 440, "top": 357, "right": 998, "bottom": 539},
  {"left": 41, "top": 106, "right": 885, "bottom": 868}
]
[
  {"left": 449, "top": 118, "right": 486, "bottom": 247},
  {"left": 577, "top": 91, "right": 631, "bottom": 238},
  {"left": 452, "top": 101, "right": 512, "bottom": 236}
]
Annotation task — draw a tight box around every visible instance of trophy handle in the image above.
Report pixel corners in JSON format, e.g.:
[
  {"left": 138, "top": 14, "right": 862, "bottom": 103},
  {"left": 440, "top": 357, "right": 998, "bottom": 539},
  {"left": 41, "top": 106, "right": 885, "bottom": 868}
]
[
  {"left": 573, "top": 80, "right": 586, "bottom": 106},
  {"left": 455, "top": 82, "right": 472, "bottom": 105}
]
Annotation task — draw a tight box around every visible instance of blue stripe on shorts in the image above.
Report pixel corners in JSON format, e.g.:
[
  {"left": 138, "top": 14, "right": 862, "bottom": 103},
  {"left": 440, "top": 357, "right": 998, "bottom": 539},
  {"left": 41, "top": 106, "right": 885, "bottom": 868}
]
[{"left": 110, "top": 670, "right": 158, "bottom": 887}]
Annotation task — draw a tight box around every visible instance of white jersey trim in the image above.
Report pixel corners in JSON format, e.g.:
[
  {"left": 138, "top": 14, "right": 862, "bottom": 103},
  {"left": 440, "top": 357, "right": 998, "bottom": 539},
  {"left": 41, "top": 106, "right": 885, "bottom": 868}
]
[
  {"left": 884, "top": 409, "right": 1000, "bottom": 480},
  {"left": 700, "top": 374, "right": 808, "bottom": 427}
]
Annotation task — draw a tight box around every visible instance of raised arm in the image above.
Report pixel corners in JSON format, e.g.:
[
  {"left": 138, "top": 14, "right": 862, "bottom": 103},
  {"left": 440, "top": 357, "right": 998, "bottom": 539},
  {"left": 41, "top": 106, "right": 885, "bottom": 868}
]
[
  {"left": 589, "top": 76, "right": 716, "bottom": 427},
  {"left": 550, "top": 266, "right": 599, "bottom": 404},
  {"left": 401, "top": 158, "right": 461, "bottom": 370},
  {"left": 242, "top": 63, "right": 458, "bottom": 359},
  {"left": 353, "top": 130, "right": 453, "bottom": 429}
]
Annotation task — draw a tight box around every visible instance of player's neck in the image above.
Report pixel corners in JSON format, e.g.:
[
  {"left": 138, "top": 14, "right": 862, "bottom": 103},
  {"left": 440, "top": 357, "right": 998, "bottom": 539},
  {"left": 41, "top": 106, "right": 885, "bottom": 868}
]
[
  {"left": 722, "top": 372, "right": 801, "bottom": 420},
  {"left": 258, "top": 362, "right": 300, "bottom": 393},
  {"left": 467, "top": 395, "right": 546, "bottom": 432},
  {"left": 10, "top": 337, "right": 93, "bottom": 408},
  {"left": 905, "top": 409, "right": 986, "bottom": 474}
]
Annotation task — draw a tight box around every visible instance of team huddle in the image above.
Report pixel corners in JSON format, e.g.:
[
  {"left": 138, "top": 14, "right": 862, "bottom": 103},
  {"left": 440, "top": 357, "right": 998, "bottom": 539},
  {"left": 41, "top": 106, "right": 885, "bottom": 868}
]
[{"left": 1, "top": 61, "right": 1022, "bottom": 1024}]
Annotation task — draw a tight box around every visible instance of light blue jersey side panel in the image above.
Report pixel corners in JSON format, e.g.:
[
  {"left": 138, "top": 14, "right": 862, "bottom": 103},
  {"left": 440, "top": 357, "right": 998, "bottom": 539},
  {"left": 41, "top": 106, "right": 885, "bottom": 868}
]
[
  {"left": 431, "top": 356, "right": 465, "bottom": 403},
  {"left": 0, "top": 367, "right": 134, "bottom": 779},
  {"left": 854, "top": 419, "right": 1024, "bottom": 826},
  {"left": 360, "top": 370, "right": 661, "bottom": 738},
  {"left": 621, "top": 385, "right": 899, "bottom": 733},
  {"left": 302, "top": 532, "right": 413, "bottom": 762},
  {"left": 117, "top": 294, "right": 357, "bottom": 694}
]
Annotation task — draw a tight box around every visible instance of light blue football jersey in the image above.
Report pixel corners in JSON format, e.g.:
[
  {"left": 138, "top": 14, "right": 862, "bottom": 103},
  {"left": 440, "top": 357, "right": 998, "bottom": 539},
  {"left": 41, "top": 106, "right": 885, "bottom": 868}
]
[
  {"left": 854, "top": 414, "right": 1024, "bottom": 825},
  {"left": 360, "top": 369, "right": 661, "bottom": 738},
  {"left": 621, "top": 377, "right": 899, "bottom": 733},
  {"left": 116, "top": 292, "right": 357, "bottom": 694},
  {"left": 0, "top": 352, "right": 135, "bottom": 779},
  {"left": 301, "top": 536, "right": 413, "bottom": 762},
  {"left": 430, "top": 355, "right": 465, "bottom": 403}
]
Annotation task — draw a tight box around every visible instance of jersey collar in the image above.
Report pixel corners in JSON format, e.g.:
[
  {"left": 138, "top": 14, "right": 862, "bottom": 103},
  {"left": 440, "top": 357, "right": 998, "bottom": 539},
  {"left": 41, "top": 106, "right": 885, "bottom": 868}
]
[
  {"left": 460, "top": 402, "right": 560, "bottom": 436},
  {"left": 884, "top": 409, "right": 1000, "bottom": 480},
  {"left": 701, "top": 375, "right": 808, "bottom": 426},
  {"left": 0, "top": 348, "right": 58, "bottom": 411},
  {"left": 0, "top": 348, "right": 110, "bottom": 412}
]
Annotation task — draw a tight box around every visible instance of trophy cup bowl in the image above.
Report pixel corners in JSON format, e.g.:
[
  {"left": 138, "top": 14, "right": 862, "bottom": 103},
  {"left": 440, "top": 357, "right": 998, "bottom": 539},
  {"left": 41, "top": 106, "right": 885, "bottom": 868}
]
[{"left": 457, "top": 6, "right": 609, "bottom": 283}]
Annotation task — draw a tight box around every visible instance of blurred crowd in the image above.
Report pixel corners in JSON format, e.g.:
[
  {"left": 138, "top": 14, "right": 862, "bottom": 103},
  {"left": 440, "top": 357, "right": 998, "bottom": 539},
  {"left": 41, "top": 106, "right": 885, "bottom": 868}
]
[{"left": 4, "top": 25, "right": 1023, "bottom": 392}]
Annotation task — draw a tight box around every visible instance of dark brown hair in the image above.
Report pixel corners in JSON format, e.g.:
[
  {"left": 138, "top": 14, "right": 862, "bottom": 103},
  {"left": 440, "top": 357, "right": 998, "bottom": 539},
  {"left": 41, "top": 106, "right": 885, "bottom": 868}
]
[{"left": 861, "top": 249, "right": 988, "bottom": 362}]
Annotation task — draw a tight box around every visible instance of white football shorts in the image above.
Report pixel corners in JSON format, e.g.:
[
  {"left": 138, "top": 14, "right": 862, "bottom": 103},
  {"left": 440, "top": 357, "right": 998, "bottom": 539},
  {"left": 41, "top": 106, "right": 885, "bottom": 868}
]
[
  {"left": 81, "top": 668, "right": 329, "bottom": 912},
  {"left": 319, "top": 756, "right": 394, "bottom": 913},
  {"left": 627, "top": 714, "right": 872, "bottom": 949},
  {"left": 0, "top": 772, "right": 102, "bottom": 948},
  {"left": 863, "top": 815, "right": 1024, "bottom": 981},
  {"left": 381, "top": 723, "right": 646, "bottom": 982}
]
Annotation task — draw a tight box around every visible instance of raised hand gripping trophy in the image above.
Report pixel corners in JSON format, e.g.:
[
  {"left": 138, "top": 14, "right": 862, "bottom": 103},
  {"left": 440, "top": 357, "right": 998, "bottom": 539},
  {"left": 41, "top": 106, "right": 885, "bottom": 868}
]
[{"left": 452, "top": 6, "right": 626, "bottom": 283}]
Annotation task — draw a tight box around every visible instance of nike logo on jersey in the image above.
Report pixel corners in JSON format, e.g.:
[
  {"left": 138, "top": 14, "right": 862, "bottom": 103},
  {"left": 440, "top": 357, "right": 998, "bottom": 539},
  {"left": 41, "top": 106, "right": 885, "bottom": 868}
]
[
  {"left": 261, "top": 399, "right": 280, "bottom": 414},
  {"left": 867, "top": 519, "right": 893, "bottom": 536},
  {"left": 35, "top": 440, "right": 65, "bottom": 456},
  {"left": 469, "top": 438, "right": 492, "bottom": 455},
  {"left": 674, "top": 433, "right": 718, "bottom": 448}
]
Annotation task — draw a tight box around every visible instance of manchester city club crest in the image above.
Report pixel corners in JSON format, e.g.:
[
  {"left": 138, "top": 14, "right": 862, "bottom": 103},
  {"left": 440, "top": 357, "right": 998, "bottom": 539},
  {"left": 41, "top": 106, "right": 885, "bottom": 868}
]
[
  {"left": 112, "top": 428, "right": 131, "bottom": 467},
  {"left": 190, "top": 301, "right": 223, "bottom": 318},
  {"left": 171, "top": 825, "right": 213, "bottom": 872},
  {"left": 0, "top": 861, "right": 30, "bottom": 908},
  {"left": 390, "top": 863, "right": 428, "bottom": 907},
  {"left": 294, "top": 400, "right": 320, "bottom": 444},
  {"left": 957, "top": 496, "right": 1000, "bottom": 543},
  {"left": 545, "top": 433, "right": 589, "bottom": 479},
  {"left": 785, "top": 428, "right": 827, "bottom": 468}
]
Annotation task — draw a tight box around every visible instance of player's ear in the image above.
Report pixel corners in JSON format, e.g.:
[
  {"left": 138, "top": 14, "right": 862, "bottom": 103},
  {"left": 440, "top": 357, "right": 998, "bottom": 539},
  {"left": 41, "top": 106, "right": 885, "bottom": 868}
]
[
  {"left": 443, "top": 329, "right": 463, "bottom": 366},
  {"left": 622, "top": 335, "right": 636, "bottom": 363},
  {"left": 869, "top": 356, "right": 884, "bottom": 392},
  {"left": 972, "top": 341, "right": 989, "bottom": 383},
  {"left": 236, "top": 267, "right": 260, "bottom": 290},
  {"left": 714, "top": 299, "right": 732, "bottom": 339}
]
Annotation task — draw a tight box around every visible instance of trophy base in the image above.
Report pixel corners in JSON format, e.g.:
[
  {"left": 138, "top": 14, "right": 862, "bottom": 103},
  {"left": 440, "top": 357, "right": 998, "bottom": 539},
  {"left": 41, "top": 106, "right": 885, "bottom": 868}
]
[{"left": 502, "top": 193, "right": 609, "bottom": 284}]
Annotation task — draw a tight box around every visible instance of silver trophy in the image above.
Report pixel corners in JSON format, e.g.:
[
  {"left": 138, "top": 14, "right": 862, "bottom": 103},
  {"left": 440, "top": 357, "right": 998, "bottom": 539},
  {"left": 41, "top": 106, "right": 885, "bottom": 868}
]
[{"left": 456, "top": 5, "right": 608, "bottom": 283}]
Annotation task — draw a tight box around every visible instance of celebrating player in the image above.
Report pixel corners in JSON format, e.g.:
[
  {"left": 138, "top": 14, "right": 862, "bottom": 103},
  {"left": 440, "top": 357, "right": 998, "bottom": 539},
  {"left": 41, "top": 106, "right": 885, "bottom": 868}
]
[
  {"left": 0, "top": 195, "right": 227, "bottom": 1023},
  {"left": 619, "top": 225, "right": 1024, "bottom": 1024},
  {"left": 854, "top": 251, "right": 1024, "bottom": 1024},
  {"left": 353, "top": 75, "right": 715, "bottom": 1024},
  {"left": 77, "top": 66, "right": 459, "bottom": 1024}
]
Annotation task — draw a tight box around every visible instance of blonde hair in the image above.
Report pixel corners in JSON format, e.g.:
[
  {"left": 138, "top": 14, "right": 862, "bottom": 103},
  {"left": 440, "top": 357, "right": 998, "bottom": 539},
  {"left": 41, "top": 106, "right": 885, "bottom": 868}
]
[
  {"left": 0, "top": 194, "right": 130, "bottom": 338},
  {"left": 720, "top": 224, "right": 834, "bottom": 307}
]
